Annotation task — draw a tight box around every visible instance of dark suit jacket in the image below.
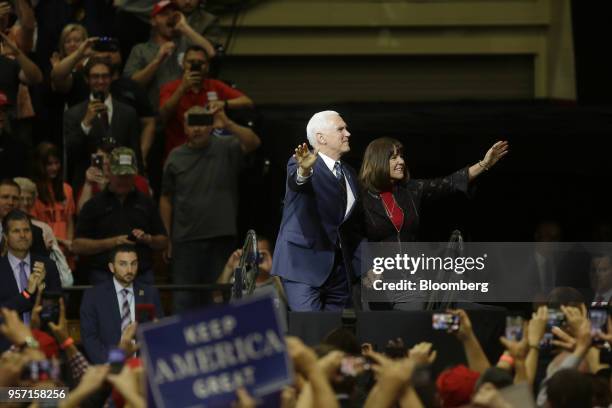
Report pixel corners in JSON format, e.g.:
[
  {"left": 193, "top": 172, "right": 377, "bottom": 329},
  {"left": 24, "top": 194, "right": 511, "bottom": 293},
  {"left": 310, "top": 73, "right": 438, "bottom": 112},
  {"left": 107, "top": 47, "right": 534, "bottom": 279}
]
[
  {"left": 63, "top": 97, "right": 142, "bottom": 188},
  {"left": 271, "top": 155, "right": 364, "bottom": 287},
  {"left": 80, "top": 279, "right": 163, "bottom": 364},
  {"left": 362, "top": 168, "right": 470, "bottom": 243},
  {"left": 0, "top": 253, "right": 62, "bottom": 313}
]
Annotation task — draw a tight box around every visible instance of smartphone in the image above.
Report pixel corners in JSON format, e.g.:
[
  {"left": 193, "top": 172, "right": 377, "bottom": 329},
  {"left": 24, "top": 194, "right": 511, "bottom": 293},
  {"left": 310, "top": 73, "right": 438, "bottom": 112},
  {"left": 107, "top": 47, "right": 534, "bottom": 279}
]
[
  {"left": 190, "top": 61, "right": 203, "bottom": 72},
  {"left": 540, "top": 308, "right": 566, "bottom": 348},
  {"left": 432, "top": 313, "right": 460, "bottom": 331},
  {"left": 91, "top": 154, "right": 104, "bottom": 169},
  {"left": 93, "top": 36, "right": 119, "bottom": 52},
  {"left": 136, "top": 303, "right": 155, "bottom": 323},
  {"left": 187, "top": 113, "right": 213, "bottom": 127},
  {"left": 590, "top": 307, "right": 608, "bottom": 346},
  {"left": 505, "top": 315, "right": 524, "bottom": 341},
  {"left": 92, "top": 91, "right": 105, "bottom": 102},
  {"left": 107, "top": 348, "right": 126, "bottom": 374},
  {"left": 339, "top": 356, "right": 370, "bottom": 377},
  {"left": 40, "top": 291, "right": 62, "bottom": 332}
]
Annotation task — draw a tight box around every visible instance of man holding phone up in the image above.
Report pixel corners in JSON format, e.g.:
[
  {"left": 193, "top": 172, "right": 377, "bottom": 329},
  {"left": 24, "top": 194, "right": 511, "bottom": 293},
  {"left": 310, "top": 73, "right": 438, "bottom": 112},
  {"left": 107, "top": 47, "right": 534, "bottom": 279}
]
[
  {"left": 159, "top": 44, "right": 254, "bottom": 161},
  {"left": 160, "top": 105, "right": 260, "bottom": 313},
  {"left": 73, "top": 147, "right": 168, "bottom": 284},
  {"left": 80, "top": 244, "right": 163, "bottom": 363}
]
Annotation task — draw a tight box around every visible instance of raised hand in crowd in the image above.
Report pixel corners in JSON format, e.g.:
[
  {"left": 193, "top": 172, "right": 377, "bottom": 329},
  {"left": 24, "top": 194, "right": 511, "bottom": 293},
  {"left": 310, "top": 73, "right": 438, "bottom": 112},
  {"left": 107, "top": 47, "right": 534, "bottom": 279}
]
[
  {"left": 232, "top": 387, "right": 257, "bottom": 408},
  {"left": 450, "top": 309, "right": 491, "bottom": 374},
  {"left": 0, "top": 350, "right": 30, "bottom": 387},
  {"left": 59, "top": 365, "right": 111, "bottom": 408},
  {"left": 499, "top": 322, "right": 529, "bottom": 384},
  {"left": 107, "top": 365, "right": 146, "bottom": 408},
  {"left": 0, "top": 2, "right": 10, "bottom": 20},
  {"left": 85, "top": 165, "right": 108, "bottom": 188},
  {"left": 286, "top": 336, "right": 339, "bottom": 408},
  {"left": 408, "top": 341, "right": 437, "bottom": 366},
  {"left": 118, "top": 322, "right": 139, "bottom": 357},
  {"left": 364, "top": 349, "right": 423, "bottom": 408},
  {"left": 29, "top": 284, "right": 45, "bottom": 330}
]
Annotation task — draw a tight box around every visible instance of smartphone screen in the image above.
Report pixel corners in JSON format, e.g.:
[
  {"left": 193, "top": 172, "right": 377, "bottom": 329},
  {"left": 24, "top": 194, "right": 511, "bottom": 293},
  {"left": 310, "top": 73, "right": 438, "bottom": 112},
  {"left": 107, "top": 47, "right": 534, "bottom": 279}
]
[
  {"left": 187, "top": 113, "right": 213, "bottom": 126},
  {"left": 505, "top": 316, "right": 524, "bottom": 341},
  {"left": 432, "top": 313, "right": 460, "bottom": 331},
  {"left": 590, "top": 308, "right": 608, "bottom": 344},
  {"left": 107, "top": 348, "right": 126, "bottom": 374}
]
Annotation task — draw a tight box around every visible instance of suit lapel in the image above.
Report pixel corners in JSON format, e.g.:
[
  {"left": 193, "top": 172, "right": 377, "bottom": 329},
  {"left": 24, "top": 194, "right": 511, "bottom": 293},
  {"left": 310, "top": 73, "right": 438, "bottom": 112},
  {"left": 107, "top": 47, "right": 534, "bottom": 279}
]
[
  {"left": 1, "top": 257, "right": 21, "bottom": 295},
  {"left": 106, "top": 282, "right": 122, "bottom": 334}
]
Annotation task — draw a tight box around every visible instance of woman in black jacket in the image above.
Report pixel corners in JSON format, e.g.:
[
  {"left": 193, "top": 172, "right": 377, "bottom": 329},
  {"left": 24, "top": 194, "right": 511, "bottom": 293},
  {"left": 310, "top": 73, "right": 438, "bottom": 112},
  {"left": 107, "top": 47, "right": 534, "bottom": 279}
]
[
  {"left": 359, "top": 137, "right": 508, "bottom": 243},
  {"left": 359, "top": 137, "right": 508, "bottom": 309}
]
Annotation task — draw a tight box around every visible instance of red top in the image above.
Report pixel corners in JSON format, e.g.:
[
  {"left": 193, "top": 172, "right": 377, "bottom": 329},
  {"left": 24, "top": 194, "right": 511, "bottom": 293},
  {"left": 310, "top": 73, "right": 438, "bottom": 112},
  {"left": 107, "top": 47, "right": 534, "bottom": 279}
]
[
  {"left": 380, "top": 191, "right": 404, "bottom": 232},
  {"left": 159, "top": 78, "right": 245, "bottom": 160}
]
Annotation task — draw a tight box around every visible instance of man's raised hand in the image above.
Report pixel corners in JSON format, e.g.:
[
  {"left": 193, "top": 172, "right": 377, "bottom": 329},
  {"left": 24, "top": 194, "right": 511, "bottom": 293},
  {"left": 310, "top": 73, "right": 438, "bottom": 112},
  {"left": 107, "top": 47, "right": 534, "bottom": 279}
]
[{"left": 294, "top": 143, "right": 317, "bottom": 174}]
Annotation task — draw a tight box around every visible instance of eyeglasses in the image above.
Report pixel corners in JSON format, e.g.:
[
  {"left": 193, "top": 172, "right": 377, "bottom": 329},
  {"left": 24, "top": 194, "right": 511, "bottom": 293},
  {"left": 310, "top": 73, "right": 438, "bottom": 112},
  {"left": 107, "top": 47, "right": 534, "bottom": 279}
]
[{"left": 89, "top": 73, "right": 111, "bottom": 80}]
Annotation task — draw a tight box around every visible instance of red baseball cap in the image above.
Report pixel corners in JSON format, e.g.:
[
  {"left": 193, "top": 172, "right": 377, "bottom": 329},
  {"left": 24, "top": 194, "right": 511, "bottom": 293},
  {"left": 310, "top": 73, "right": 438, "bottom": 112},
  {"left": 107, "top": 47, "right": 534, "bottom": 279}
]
[
  {"left": 0, "top": 91, "right": 10, "bottom": 107},
  {"left": 151, "top": 0, "right": 178, "bottom": 17}
]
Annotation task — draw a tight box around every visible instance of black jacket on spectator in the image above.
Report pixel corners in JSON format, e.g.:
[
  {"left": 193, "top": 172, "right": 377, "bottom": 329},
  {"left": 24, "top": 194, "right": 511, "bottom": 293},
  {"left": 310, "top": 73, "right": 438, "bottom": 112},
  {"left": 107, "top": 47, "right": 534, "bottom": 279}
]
[
  {"left": 0, "top": 130, "right": 29, "bottom": 178},
  {"left": 80, "top": 279, "right": 163, "bottom": 364},
  {"left": 0, "top": 56, "right": 22, "bottom": 106},
  {"left": 75, "top": 188, "right": 166, "bottom": 283},
  {"left": 64, "top": 98, "right": 142, "bottom": 188}
]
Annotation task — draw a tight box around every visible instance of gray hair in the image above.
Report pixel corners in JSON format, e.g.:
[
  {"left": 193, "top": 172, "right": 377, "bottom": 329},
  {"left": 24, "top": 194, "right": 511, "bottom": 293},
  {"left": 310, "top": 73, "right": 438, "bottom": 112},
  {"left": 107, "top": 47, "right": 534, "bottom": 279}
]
[{"left": 306, "top": 110, "right": 339, "bottom": 147}]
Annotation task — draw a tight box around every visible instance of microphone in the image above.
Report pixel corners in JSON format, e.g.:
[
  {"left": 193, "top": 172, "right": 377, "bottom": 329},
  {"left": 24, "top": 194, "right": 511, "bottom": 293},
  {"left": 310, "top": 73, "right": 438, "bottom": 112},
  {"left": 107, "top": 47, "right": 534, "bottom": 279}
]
[{"left": 232, "top": 230, "right": 260, "bottom": 299}]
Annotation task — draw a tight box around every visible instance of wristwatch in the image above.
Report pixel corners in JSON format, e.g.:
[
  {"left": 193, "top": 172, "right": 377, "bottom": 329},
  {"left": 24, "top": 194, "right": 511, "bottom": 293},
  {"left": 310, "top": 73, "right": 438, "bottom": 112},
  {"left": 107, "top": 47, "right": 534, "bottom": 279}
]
[{"left": 19, "top": 336, "right": 40, "bottom": 350}]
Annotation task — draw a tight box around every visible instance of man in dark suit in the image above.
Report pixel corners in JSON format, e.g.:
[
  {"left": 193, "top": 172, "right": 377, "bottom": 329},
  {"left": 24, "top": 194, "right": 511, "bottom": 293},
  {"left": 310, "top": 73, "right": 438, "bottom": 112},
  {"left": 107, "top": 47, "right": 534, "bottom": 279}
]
[
  {"left": 80, "top": 244, "right": 163, "bottom": 363},
  {"left": 0, "top": 179, "right": 49, "bottom": 257},
  {"left": 0, "top": 209, "right": 62, "bottom": 316},
  {"left": 271, "top": 111, "right": 364, "bottom": 311},
  {"left": 63, "top": 56, "right": 142, "bottom": 189}
]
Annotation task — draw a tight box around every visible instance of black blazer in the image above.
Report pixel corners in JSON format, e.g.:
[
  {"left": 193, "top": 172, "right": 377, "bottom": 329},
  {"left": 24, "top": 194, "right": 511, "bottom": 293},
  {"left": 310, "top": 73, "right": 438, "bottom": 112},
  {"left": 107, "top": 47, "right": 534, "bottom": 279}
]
[
  {"left": 63, "top": 97, "right": 142, "bottom": 187},
  {"left": 0, "top": 253, "right": 62, "bottom": 313},
  {"left": 362, "top": 168, "right": 470, "bottom": 242},
  {"left": 80, "top": 279, "right": 163, "bottom": 364}
]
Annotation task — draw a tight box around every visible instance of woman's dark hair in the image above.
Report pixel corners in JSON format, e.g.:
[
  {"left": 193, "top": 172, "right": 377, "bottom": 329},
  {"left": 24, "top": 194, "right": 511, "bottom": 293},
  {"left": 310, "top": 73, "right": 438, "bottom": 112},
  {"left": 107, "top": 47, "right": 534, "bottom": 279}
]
[
  {"left": 32, "top": 142, "right": 65, "bottom": 205},
  {"left": 359, "top": 137, "right": 406, "bottom": 192}
]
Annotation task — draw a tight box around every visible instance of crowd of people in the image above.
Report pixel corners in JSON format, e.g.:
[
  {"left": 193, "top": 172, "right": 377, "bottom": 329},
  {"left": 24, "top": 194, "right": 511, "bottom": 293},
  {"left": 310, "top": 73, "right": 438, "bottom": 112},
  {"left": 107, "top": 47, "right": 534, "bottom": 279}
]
[{"left": 1, "top": 0, "right": 612, "bottom": 407}]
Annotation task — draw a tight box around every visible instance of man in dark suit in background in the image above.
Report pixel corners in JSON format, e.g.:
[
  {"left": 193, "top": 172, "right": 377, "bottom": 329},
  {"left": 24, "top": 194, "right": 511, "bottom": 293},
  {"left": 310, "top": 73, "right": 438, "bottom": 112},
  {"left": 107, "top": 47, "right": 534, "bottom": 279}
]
[
  {"left": 0, "top": 179, "right": 49, "bottom": 257},
  {"left": 0, "top": 209, "right": 62, "bottom": 319},
  {"left": 271, "top": 110, "right": 364, "bottom": 311},
  {"left": 63, "top": 57, "right": 142, "bottom": 189},
  {"left": 80, "top": 244, "right": 163, "bottom": 363}
]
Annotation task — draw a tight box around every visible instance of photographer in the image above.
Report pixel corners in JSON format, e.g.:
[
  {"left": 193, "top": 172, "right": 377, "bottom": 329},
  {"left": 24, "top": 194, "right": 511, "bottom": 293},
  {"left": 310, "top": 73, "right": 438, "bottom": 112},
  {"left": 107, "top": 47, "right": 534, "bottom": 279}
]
[
  {"left": 160, "top": 104, "right": 260, "bottom": 312},
  {"left": 159, "top": 44, "right": 253, "bottom": 161},
  {"left": 63, "top": 57, "right": 142, "bottom": 189},
  {"left": 124, "top": 0, "right": 216, "bottom": 109},
  {"left": 73, "top": 147, "right": 167, "bottom": 285}
]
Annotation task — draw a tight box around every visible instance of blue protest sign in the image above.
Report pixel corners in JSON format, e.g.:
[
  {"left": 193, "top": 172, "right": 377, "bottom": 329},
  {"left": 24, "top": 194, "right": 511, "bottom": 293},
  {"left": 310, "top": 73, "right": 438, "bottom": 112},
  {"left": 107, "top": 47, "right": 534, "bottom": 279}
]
[{"left": 138, "top": 292, "right": 292, "bottom": 408}]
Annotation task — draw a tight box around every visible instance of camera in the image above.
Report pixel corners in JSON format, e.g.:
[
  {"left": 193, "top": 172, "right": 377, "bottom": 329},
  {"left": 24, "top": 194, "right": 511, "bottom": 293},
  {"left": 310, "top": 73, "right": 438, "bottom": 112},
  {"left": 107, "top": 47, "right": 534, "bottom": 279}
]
[
  {"left": 107, "top": 348, "right": 126, "bottom": 374},
  {"left": 505, "top": 315, "right": 524, "bottom": 341},
  {"left": 93, "top": 37, "right": 119, "bottom": 52},
  {"left": 91, "top": 154, "right": 104, "bottom": 169}
]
